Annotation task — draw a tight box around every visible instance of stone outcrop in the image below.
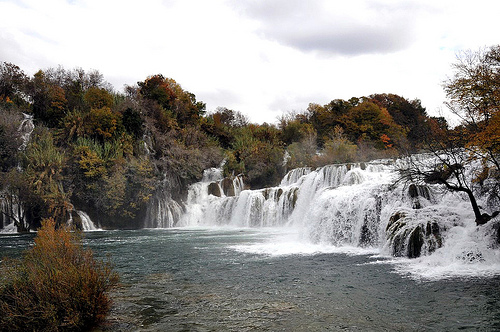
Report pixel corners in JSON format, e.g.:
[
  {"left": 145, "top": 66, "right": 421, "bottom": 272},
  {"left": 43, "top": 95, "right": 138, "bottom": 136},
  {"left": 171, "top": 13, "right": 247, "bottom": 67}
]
[{"left": 386, "top": 211, "right": 443, "bottom": 258}]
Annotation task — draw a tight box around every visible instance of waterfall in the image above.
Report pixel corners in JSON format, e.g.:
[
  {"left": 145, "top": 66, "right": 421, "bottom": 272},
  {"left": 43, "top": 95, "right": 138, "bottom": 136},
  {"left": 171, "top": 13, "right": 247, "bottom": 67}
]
[
  {"left": 0, "top": 197, "right": 23, "bottom": 233},
  {"left": 75, "top": 211, "right": 99, "bottom": 231},
  {"left": 144, "top": 191, "right": 184, "bottom": 228},
  {"left": 172, "top": 157, "right": 500, "bottom": 267},
  {"left": 18, "top": 113, "right": 34, "bottom": 151},
  {"left": 179, "top": 162, "right": 395, "bottom": 232},
  {"left": 179, "top": 167, "right": 248, "bottom": 226},
  {"left": 0, "top": 113, "right": 35, "bottom": 232},
  {"left": 280, "top": 167, "right": 311, "bottom": 186}
]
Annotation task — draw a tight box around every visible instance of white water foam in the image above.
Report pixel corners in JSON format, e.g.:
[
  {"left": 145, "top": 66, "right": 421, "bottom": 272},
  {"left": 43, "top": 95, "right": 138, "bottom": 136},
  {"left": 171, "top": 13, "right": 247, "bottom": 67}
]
[
  {"left": 0, "top": 221, "right": 19, "bottom": 233},
  {"left": 230, "top": 227, "right": 380, "bottom": 257},
  {"left": 384, "top": 221, "right": 500, "bottom": 280}
]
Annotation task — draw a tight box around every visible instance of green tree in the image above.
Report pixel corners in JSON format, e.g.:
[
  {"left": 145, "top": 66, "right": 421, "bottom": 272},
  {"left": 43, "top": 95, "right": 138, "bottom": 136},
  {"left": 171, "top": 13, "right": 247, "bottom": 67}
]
[
  {"left": 345, "top": 100, "right": 406, "bottom": 149},
  {"left": 202, "top": 107, "right": 249, "bottom": 149},
  {"left": 307, "top": 99, "right": 357, "bottom": 147},
  {"left": 31, "top": 70, "right": 68, "bottom": 127},
  {"left": 445, "top": 46, "right": 500, "bottom": 168},
  {"left": 138, "top": 74, "right": 205, "bottom": 127},
  {"left": 225, "top": 124, "right": 285, "bottom": 188},
  {"left": 285, "top": 132, "right": 317, "bottom": 169},
  {"left": 22, "top": 128, "right": 71, "bottom": 227},
  {"left": 317, "top": 126, "right": 358, "bottom": 165},
  {"left": 87, "top": 107, "right": 123, "bottom": 141},
  {"left": 369, "top": 93, "right": 429, "bottom": 151},
  {"left": 122, "top": 107, "right": 144, "bottom": 138},
  {"left": 278, "top": 110, "right": 316, "bottom": 146}
]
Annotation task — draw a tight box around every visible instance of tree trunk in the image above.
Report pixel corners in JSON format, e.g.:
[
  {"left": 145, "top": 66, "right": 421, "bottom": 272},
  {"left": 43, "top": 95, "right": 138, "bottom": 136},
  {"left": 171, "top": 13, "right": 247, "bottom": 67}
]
[{"left": 437, "top": 178, "right": 497, "bottom": 226}]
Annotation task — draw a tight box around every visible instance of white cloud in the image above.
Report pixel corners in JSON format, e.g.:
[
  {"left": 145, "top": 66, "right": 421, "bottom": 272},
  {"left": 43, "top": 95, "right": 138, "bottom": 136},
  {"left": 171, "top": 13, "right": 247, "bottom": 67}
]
[
  {"left": 1, "top": 0, "right": 500, "bottom": 123},
  {"left": 231, "top": 0, "right": 418, "bottom": 55}
]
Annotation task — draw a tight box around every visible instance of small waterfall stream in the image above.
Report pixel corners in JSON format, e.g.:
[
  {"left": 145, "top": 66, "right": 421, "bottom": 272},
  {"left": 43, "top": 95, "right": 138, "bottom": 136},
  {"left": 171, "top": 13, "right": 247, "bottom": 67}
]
[
  {"left": 0, "top": 113, "right": 34, "bottom": 232},
  {"left": 18, "top": 113, "right": 34, "bottom": 151},
  {"left": 77, "top": 211, "right": 99, "bottom": 231}
]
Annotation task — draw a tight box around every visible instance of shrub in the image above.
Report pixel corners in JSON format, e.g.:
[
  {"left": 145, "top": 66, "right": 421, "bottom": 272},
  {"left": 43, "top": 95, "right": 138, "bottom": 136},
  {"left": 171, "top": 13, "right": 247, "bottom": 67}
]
[
  {"left": 0, "top": 218, "right": 118, "bottom": 331},
  {"left": 313, "top": 126, "right": 357, "bottom": 167}
]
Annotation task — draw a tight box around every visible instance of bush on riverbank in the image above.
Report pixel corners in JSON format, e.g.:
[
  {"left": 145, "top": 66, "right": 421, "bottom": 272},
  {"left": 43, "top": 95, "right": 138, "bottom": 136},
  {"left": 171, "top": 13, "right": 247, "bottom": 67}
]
[{"left": 0, "top": 218, "right": 118, "bottom": 331}]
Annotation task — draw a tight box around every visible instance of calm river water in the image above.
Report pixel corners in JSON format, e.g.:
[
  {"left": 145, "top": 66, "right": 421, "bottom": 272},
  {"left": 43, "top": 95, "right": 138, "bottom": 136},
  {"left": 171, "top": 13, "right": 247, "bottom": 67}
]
[{"left": 1, "top": 228, "right": 500, "bottom": 331}]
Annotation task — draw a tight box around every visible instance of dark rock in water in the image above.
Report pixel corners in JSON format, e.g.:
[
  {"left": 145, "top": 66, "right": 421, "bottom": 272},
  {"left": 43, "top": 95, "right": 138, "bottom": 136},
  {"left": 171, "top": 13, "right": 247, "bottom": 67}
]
[
  {"left": 408, "top": 184, "right": 432, "bottom": 209},
  {"left": 359, "top": 224, "right": 373, "bottom": 247},
  {"left": 208, "top": 182, "right": 221, "bottom": 197},
  {"left": 408, "top": 225, "right": 423, "bottom": 258},
  {"left": 262, "top": 189, "right": 270, "bottom": 200},
  {"left": 425, "top": 221, "right": 439, "bottom": 237},
  {"left": 497, "top": 223, "right": 500, "bottom": 245},
  {"left": 221, "top": 178, "right": 235, "bottom": 197},
  {"left": 408, "top": 184, "right": 419, "bottom": 198},
  {"left": 425, "top": 221, "right": 442, "bottom": 252},
  {"left": 290, "top": 188, "right": 299, "bottom": 209},
  {"left": 359, "top": 206, "right": 380, "bottom": 247},
  {"left": 71, "top": 210, "right": 83, "bottom": 230},
  {"left": 386, "top": 211, "right": 443, "bottom": 258},
  {"left": 490, "top": 220, "right": 500, "bottom": 245},
  {"left": 386, "top": 212, "right": 410, "bottom": 257},
  {"left": 386, "top": 211, "right": 406, "bottom": 231},
  {"left": 277, "top": 188, "right": 283, "bottom": 200}
]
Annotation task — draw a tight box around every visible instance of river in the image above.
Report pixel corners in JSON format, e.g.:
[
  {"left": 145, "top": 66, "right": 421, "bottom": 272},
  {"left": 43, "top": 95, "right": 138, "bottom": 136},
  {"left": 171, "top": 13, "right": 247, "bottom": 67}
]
[{"left": 1, "top": 227, "right": 499, "bottom": 331}]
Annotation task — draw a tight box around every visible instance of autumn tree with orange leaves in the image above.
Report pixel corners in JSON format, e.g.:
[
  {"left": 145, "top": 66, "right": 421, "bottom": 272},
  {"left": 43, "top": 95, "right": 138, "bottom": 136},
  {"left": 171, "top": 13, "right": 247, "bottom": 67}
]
[{"left": 398, "top": 45, "right": 500, "bottom": 226}]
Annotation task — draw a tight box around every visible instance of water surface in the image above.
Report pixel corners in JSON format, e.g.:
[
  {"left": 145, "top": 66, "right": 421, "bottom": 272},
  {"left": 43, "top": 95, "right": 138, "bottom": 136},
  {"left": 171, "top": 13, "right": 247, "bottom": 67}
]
[{"left": 1, "top": 228, "right": 499, "bottom": 331}]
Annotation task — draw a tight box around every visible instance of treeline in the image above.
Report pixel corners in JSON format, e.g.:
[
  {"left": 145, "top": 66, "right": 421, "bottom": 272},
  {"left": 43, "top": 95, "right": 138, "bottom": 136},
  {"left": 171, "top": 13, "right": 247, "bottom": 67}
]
[{"left": 0, "top": 62, "right": 444, "bottom": 230}]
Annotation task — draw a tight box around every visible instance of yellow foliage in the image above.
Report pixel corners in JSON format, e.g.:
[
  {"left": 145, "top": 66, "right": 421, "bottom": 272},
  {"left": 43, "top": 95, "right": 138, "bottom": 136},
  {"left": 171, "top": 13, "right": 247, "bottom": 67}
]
[
  {"left": 470, "top": 111, "right": 500, "bottom": 154},
  {"left": 103, "top": 168, "right": 126, "bottom": 213},
  {"left": 48, "top": 85, "right": 67, "bottom": 112},
  {"left": 84, "top": 86, "right": 114, "bottom": 109},
  {"left": 88, "top": 107, "right": 120, "bottom": 140},
  {"left": 75, "top": 145, "right": 107, "bottom": 178}
]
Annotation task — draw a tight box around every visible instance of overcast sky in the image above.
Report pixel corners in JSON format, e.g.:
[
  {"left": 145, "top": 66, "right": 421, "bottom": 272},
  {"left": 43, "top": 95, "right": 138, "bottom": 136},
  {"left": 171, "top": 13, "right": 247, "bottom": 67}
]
[{"left": 1, "top": 0, "right": 499, "bottom": 124}]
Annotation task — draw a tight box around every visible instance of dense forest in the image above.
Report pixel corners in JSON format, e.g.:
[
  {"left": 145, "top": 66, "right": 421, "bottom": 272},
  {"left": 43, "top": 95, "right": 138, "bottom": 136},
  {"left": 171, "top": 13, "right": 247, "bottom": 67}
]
[{"left": 1, "top": 45, "right": 497, "bottom": 231}]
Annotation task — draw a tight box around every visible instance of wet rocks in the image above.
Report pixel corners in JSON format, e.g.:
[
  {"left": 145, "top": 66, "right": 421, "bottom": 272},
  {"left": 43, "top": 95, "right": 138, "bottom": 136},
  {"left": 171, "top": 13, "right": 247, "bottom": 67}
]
[
  {"left": 386, "top": 210, "right": 443, "bottom": 258},
  {"left": 207, "top": 182, "right": 222, "bottom": 197},
  {"left": 70, "top": 210, "right": 83, "bottom": 230},
  {"left": 221, "top": 178, "right": 235, "bottom": 197},
  {"left": 207, "top": 176, "right": 244, "bottom": 197},
  {"left": 359, "top": 224, "right": 374, "bottom": 247},
  {"left": 408, "top": 184, "right": 432, "bottom": 209}
]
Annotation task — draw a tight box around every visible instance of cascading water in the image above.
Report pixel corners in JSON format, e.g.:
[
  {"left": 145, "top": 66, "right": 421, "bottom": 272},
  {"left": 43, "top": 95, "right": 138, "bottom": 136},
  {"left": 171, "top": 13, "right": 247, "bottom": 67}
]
[
  {"left": 66, "top": 210, "right": 99, "bottom": 231},
  {"left": 182, "top": 161, "right": 398, "bottom": 235},
  {"left": 179, "top": 167, "right": 245, "bottom": 227},
  {"left": 0, "top": 197, "right": 23, "bottom": 232},
  {"left": 175, "top": 158, "right": 500, "bottom": 278},
  {"left": 18, "top": 113, "right": 34, "bottom": 151},
  {"left": 76, "top": 211, "right": 99, "bottom": 231},
  {"left": 144, "top": 191, "right": 184, "bottom": 228},
  {"left": 0, "top": 113, "right": 34, "bottom": 232}
]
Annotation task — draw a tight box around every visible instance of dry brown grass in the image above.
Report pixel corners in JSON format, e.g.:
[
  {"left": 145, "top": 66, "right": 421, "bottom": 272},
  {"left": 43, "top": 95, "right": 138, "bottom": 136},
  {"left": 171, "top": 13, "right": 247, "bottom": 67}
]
[{"left": 0, "top": 218, "right": 118, "bottom": 331}]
